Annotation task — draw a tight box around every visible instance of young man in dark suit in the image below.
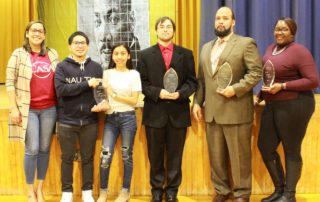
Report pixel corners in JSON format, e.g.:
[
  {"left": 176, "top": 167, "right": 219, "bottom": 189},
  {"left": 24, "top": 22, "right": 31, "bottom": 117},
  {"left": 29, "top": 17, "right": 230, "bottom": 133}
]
[{"left": 137, "top": 16, "right": 197, "bottom": 202}]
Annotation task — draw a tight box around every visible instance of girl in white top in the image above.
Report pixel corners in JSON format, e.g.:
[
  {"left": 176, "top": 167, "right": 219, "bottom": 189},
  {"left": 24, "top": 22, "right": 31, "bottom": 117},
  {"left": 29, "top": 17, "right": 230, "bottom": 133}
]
[{"left": 97, "top": 44, "right": 141, "bottom": 202}]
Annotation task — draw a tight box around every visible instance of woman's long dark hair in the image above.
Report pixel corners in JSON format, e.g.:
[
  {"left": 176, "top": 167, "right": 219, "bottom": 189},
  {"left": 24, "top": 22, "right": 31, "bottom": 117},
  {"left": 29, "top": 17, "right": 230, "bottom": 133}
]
[
  {"left": 23, "top": 20, "right": 47, "bottom": 56},
  {"left": 108, "top": 43, "right": 134, "bottom": 70}
]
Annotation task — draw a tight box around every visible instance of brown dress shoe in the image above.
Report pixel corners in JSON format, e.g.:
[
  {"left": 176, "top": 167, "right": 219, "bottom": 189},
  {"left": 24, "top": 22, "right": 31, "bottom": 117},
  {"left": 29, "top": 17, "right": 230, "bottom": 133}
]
[
  {"left": 233, "top": 197, "right": 249, "bottom": 202},
  {"left": 213, "top": 194, "right": 228, "bottom": 202}
]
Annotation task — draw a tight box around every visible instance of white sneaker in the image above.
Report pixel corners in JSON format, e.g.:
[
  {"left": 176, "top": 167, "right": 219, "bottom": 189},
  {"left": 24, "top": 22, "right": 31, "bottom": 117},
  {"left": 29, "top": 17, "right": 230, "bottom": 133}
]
[
  {"left": 115, "top": 190, "right": 130, "bottom": 202},
  {"left": 82, "top": 190, "right": 95, "bottom": 202},
  {"left": 60, "top": 192, "right": 73, "bottom": 202},
  {"left": 97, "top": 190, "right": 107, "bottom": 202}
]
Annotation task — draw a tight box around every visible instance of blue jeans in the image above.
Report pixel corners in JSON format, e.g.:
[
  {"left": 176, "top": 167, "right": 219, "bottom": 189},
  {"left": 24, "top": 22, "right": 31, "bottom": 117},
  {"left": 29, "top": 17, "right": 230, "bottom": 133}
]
[
  {"left": 24, "top": 106, "right": 56, "bottom": 184},
  {"left": 100, "top": 111, "right": 137, "bottom": 191}
]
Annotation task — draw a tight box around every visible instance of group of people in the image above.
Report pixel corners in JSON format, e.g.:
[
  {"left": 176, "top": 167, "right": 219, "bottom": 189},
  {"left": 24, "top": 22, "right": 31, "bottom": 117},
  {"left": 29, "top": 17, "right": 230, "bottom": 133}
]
[{"left": 6, "top": 6, "right": 319, "bottom": 202}]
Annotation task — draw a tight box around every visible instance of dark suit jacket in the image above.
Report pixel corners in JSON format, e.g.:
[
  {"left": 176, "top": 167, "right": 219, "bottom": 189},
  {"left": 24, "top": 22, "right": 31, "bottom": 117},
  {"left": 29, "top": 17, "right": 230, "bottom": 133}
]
[
  {"left": 137, "top": 44, "right": 197, "bottom": 128},
  {"left": 194, "top": 34, "right": 262, "bottom": 124}
]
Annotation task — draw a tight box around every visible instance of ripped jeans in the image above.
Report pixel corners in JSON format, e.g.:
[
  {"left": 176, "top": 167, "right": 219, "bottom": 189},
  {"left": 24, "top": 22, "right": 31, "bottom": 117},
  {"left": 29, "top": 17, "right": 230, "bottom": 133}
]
[{"left": 100, "top": 111, "right": 137, "bottom": 191}]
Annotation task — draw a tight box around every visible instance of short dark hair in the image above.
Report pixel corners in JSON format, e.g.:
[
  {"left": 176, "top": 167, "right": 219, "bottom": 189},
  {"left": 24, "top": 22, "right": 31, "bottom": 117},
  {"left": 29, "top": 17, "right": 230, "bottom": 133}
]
[
  {"left": 68, "top": 31, "right": 90, "bottom": 45},
  {"left": 277, "top": 17, "right": 297, "bottom": 36},
  {"left": 108, "top": 43, "right": 134, "bottom": 70},
  {"left": 155, "top": 16, "right": 176, "bottom": 32}
]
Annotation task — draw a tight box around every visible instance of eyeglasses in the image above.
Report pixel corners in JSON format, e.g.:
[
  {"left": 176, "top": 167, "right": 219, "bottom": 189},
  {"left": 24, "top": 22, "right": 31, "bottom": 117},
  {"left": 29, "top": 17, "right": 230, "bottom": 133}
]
[
  {"left": 274, "top": 28, "right": 290, "bottom": 33},
  {"left": 29, "top": 28, "right": 45, "bottom": 34},
  {"left": 72, "top": 41, "right": 87, "bottom": 46}
]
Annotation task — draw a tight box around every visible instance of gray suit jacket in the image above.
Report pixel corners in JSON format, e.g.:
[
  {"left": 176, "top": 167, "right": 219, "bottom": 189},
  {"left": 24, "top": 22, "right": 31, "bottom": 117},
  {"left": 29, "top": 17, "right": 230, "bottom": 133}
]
[{"left": 194, "top": 34, "right": 262, "bottom": 124}]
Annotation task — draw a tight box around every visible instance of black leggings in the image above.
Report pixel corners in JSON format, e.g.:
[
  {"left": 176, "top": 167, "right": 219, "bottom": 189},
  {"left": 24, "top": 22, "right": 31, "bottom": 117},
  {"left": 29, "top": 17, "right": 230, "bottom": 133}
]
[{"left": 258, "top": 92, "right": 315, "bottom": 162}]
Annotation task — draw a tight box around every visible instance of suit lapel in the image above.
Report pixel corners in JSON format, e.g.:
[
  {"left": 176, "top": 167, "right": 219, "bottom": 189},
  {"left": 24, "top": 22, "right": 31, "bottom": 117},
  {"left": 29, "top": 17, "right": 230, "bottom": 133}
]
[
  {"left": 210, "top": 34, "right": 237, "bottom": 77},
  {"left": 151, "top": 45, "right": 167, "bottom": 75},
  {"left": 205, "top": 40, "right": 216, "bottom": 77},
  {"left": 169, "top": 45, "right": 182, "bottom": 70},
  {"left": 217, "top": 34, "right": 237, "bottom": 69}
]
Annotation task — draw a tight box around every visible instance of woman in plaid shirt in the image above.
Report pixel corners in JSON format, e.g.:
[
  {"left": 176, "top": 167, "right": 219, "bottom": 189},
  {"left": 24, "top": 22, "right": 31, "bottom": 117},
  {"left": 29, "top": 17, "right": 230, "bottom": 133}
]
[{"left": 6, "top": 21, "right": 59, "bottom": 202}]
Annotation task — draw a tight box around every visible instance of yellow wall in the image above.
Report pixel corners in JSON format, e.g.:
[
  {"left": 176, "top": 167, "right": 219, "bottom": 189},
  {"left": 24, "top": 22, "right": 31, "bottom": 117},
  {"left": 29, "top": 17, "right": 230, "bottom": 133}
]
[
  {"left": 0, "top": 0, "right": 38, "bottom": 83},
  {"left": 149, "top": 0, "right": 176, "bottom": 44},
  {"left": 42, "top": 0, "right": 77, "bottom": 59}
]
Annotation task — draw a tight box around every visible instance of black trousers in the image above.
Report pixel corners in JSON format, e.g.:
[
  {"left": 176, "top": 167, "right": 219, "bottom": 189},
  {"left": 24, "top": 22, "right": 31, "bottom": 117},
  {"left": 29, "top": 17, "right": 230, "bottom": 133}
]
[
  {"left": 145, "top": 122, "right": 187, "bottom": 196},
  {"left": 258, "top": 92, "right": 315, "bottom": 162},
  {"left": 57, "top": 122, "right": 98, "bottom": 192}
]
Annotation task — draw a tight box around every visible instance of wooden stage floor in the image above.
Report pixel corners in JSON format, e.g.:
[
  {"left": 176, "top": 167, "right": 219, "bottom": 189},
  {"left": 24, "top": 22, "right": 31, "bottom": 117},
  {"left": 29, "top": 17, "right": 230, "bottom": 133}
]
[{"left": 0, "top": 194, "right": 320, "bottom": 202}]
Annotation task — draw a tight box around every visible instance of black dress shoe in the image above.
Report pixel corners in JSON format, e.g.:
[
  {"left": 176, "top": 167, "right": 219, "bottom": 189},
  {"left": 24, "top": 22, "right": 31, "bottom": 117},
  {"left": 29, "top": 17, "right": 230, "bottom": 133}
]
[
  {"left": 273, "top": 195, "right": 296, "bottom": 202},
  {"left": 151, "top": 193, "right": 163, "bottom": 202},
  {"left": 261, "top": 190, "right": 283, "bottom": 202},
  {"left": 166, "top": 194, "right": 178, "bottom": 202}
]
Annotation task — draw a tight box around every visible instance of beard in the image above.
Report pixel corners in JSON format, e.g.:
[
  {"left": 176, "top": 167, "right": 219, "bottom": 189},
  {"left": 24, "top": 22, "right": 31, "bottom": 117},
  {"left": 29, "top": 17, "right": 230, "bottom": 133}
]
[{"left": 215, "top": 26, "right": 232, "bottom": 37}]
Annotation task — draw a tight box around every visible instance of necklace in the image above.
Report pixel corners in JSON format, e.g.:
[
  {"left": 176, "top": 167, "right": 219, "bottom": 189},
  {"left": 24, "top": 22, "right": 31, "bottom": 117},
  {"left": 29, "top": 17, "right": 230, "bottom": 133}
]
[{"left": 272, "top": 46, "right": 286, "bottom": 55}]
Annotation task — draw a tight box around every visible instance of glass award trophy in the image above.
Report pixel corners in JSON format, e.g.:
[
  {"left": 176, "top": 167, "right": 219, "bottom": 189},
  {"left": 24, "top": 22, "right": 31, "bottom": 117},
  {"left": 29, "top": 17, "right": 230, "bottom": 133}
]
[
  {"left": 163, "top": 68, "right": 179, "bottom": 93},
  {"left": 262, "top": 60, "right": 275, "bottom": 87},
  {"left": 217, "top": 62, "right": 233, "bottom": 91},
  {"left": 93, "top": 79, "right": 107, "bottom": 104}
]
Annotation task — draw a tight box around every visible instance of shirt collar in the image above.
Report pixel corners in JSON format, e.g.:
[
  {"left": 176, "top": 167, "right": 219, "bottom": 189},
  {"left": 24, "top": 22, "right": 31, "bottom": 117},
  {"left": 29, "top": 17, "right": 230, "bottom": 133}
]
[
  {"left": 158, "top": 43, "right": 174, "bottom": 51},
  {"left": 218, "top": 33, "right": 233, "bottom": 43}
]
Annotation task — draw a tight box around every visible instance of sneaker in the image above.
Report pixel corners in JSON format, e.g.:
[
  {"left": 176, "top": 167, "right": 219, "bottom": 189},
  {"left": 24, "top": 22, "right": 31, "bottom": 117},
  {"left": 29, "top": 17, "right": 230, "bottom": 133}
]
[
  {"left": 97, "top": 190, "right": 108, "bottom": 202},
  {"left": 115, "top": 190, "right": 130, "bottom": 202},
  {"left": 82, "top": 190, "right": 94, "bottom": 202},
  {"left": 60, "top": 192, "right": 73, "bottom": 202}
]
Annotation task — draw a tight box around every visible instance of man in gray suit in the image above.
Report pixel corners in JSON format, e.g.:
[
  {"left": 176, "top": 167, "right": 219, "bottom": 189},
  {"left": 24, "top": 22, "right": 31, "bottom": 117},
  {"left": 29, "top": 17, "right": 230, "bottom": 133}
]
[{"left": 193, "top": 7, "right": 262, "bottom": 202}]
